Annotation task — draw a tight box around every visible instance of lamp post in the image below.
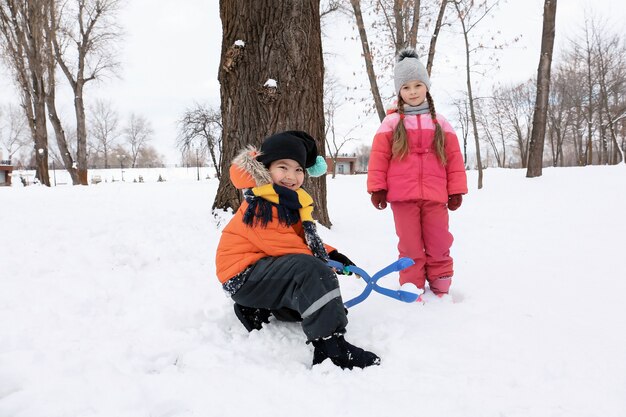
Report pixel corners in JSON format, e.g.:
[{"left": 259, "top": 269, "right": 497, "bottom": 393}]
[
  {"left": 196, "top": 147, "right": 200, "bottom": 181},
  {"left": 117, "top": 154, "right": 125, "bottom": 181}
]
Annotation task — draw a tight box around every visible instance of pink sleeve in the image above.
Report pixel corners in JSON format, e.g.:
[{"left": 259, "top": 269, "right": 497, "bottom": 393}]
[{"left": 367, "top": 115, "right": 397, "bottom": 193}]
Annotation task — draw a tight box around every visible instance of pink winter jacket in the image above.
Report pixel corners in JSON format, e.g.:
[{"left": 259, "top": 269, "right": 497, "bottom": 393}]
[{"left": 367, "top": 112, "right": 468, "bottom": 203}]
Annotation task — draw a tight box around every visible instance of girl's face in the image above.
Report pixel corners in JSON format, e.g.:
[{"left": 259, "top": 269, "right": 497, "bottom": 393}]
[
  {"left": 399, "top": 80, "right": 428, "bottom": 107},
  {"left": 268, "top": 158, "right": 305, "bottom": 190}
]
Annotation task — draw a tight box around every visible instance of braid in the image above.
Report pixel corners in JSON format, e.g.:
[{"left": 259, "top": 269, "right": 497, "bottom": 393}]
[
  {"left": 392, "top": 96, "right": 409, "bottom": 159},
  {"left": 427, "top": 92, "right": 447, "bottom": 166}
]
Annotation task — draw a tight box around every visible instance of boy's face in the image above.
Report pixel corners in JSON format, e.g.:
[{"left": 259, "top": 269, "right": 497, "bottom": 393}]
[
  {"left": 268, "top": 158, "right": 305, "bottom": 190},
  {"left": 400, "top": 80, "right": 428, "bottom": 107}
]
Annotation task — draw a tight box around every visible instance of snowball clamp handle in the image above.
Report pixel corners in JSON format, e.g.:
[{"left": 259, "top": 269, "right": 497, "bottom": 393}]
[{"left": 327, "top": 257, "right": 417, "bottom": 308}]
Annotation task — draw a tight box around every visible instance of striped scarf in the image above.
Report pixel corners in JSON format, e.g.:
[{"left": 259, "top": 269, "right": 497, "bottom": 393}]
[{"left": 242, "top": 183, "right": 329, "bottom": 261}]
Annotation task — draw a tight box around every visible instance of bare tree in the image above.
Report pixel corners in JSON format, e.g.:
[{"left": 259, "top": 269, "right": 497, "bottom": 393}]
[
  {"left": 452, "top": 0, "right": 503, "bottom": 189},
  {"left": 373, "top": 0, "right": 421, "bottom": 53},
  {"left": 468, "top": 82, "right": 540, "bottom": 169},
  {"left": 551, "top": 12, "right": 626, "bottom": 167},
  {"left": 592, "top": 19, "right": 626, "bottom": 165},
  {"left": 502, "top": 82, "right": 535, "bottom": 167},
  {"left": 546, "top": 68, "right": 572, "bottom": 167},
  {"left": 324, "top": 74, "right": 358, "bottom": 178},
  {"left": 216, "top": 0, "right": 330, "bottom": 226},
  {"left": 426, "top": 0, "right": 448, "bottom": 75},
  {"left": 176, "top": 103, "right": 222, "bottom": 179},
  {"left": 354, "top": 144, "right": 371, "bottom": 172},
  {"left": 349, "top": 0, "right": 386, "bottom": 121},
  {"left": 123, "top": 113, "right": 153, "bottom": 168},
  {"left": 453, "top": 97, "right": 470, "bottom": 165},
  {"left": 88, "top": 99, "right": 119, "bottom": 168},
  {"left": 580, "top": 19, "right": 596, "bottom": 165},
  {"left": 180, "top": 146, "right": 208, "bottom": 168},
  {"left": 0, "top": 0, "right": 51, "bottom": 185},
  {"left": 476, "top": 97, "right": 506, "bottom": 167},
  {"left": 320, "top": 0, "right": 342, "bottom": 17},
  {"left": 49, "top": 124, "right": 78, "bottom": 165},
  {"left": 470, "top": 13, "right": 626, "bottom": 171},
  {"left": 135, "top": 145, "right": 163, "bottom": 168},
  {"left": 50, "top": 0, "right": 122, "bottom": 185},
  {"left": 349, "top": 0, "right": 451, "bottom": 122},
  {"left": 43, "top": 6, "right": 80, "bottom": 184},
  {"left": 527, "top": 0, "right": 557, "bottom": 178},
  {"left": 110, "top": 143, "right": 130, "bottom": 178},
  {"left": 0, "top": 103, "right": 28, "bottom": 161}
]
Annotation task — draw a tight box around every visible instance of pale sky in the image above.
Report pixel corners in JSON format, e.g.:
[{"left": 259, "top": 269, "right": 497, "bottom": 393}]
[{"left": 1, "top": 0, "right": 624, "bottom": 164}]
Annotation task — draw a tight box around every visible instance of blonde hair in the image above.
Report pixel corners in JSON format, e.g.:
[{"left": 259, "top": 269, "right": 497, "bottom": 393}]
[{"left": 392, "top": 92, "right": 447, "bottom": 165}]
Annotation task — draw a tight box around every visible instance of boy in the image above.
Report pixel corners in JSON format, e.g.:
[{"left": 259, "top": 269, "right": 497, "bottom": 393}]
[{"left": 215, "top": 131, "right": 379, "bottom": 370}]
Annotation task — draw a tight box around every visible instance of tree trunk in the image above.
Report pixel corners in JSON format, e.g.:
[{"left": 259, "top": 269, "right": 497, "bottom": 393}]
[
  {"left": 426, "top": 0, "right": 448, "bottom": 76},
  {"left": 215, "top": 0, "right": 331, "bottom": 227},
  {"left": 349, "top": 0, "right": 386, "bottom": 122},
  {"left": 408, "top": 0, "right": 420, "bottom": 48},
  {"left": 43, "top": 12, "right": 80, "bottom": 185},
  {"left": 32, "top": 93, "right": 50, "bottom": 186},
  {"left": 0, "top": 0, "right": 50, "bottom": 186},
  {"left": 206, "top": 136, "right": 221, "bottom": 179},
  {"left": 44, "top": 63, "right": 80, "bottom": 185},
  {"left": 596, "top": 47, "right": 623, "bottom": 165},
  {"left": 457, "top": 7, "right": 483, "bottom": 188},
  {"left": 393, "top": 0, "right": 405, "bottom": 52},
  {"left": 526, "top": 0, "right": 557, "bottom": 178},
  {"left": 585, "top": 31, "right": 594, "bottom": 166},
  {"left": 75, "top": 82, "right": 89, "bottom": 184}
]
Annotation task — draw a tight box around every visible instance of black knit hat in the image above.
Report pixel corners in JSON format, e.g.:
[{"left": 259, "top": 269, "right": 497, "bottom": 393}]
[{"left": 257, "top": 131, "right": 327, "bottom": 177}]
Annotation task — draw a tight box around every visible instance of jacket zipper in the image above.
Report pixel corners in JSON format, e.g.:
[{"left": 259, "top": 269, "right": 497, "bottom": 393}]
[{"left": 417, "top": 115, "right": 424, "bottom": 199}]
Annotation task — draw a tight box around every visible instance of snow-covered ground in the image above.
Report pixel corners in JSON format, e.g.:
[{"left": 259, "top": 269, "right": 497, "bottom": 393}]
[{"left": 1, "top": 165, "right": 625, "bottom": 417}]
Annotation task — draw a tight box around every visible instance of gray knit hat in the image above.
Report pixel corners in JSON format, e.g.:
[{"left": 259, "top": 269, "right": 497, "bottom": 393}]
[{"left": 393, "top": 48, "right": 431, "bottom": 94}]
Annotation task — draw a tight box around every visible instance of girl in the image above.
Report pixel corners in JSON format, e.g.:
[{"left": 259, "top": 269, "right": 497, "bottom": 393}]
[
  {"left": 216, "top": 131, "right": 379, "bottom": 369},
  {"left": 367, "top": 48, "right": 468, "bottom": 297}
]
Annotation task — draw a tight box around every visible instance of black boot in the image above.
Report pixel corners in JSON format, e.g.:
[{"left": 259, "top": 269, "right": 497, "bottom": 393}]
[
  {"left": 233, "top": 303, "right": 271, "bottom": 332},
  {"left": 312, "top": 334, "right": 380, "bottom": 370}
]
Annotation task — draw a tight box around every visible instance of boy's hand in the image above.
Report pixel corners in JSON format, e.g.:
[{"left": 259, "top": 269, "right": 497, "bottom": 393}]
[
  {"left": 447, "top": 194, "right": 463, "bottom": 211},
  {"left": 370, "top": 190, "right": 387, "bottom": 210},
  {"left": 328, "top": 250, "right": 355, "bottom": 275}
]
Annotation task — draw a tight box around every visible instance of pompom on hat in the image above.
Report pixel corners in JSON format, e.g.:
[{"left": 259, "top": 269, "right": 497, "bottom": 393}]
[
  {"left": 256, "top": 131, "right": 327, "bottom": 177},
  {"left": 393, "top": 48, "right": 431, "bottom": 95}
]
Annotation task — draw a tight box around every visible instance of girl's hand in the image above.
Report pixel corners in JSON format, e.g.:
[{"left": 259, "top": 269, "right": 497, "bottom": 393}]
[
  {"left": 447, "top": 194, "right": 463, "bottom": 211},
  {"left": 370, "top": 190, "right": 388, "bottom": 210}
]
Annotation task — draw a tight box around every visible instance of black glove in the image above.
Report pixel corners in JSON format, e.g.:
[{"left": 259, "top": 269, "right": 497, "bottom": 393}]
[{"left": 328, "top": 250, "right": 355, "bottom": 275}]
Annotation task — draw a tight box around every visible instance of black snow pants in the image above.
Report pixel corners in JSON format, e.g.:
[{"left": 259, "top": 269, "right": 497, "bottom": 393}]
[{"left": 231, "top": 254, "right": 348, "bottom": 341}]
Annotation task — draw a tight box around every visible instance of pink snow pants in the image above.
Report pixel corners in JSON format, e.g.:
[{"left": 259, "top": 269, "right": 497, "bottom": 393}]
[{"left": 390, "top": 200, "right": 454, "bottom": 294}]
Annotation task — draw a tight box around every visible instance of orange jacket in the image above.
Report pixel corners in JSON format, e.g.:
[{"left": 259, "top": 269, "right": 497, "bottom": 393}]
[{"left": 215, "top": 164, "right": 334, "bottom": 284}]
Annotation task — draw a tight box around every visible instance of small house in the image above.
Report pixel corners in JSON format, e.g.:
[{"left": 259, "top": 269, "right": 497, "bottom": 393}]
[
  {"left": 0, "top": 159, "right": 12, "bottom": 186},
  {"left": 325, "top": 155, "right": 357, "bottom": 175}
]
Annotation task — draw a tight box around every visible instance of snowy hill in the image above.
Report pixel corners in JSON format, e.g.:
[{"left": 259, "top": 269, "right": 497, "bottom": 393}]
[{"left": 1, "top": 165, "right": 625, "bottom": 417}]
